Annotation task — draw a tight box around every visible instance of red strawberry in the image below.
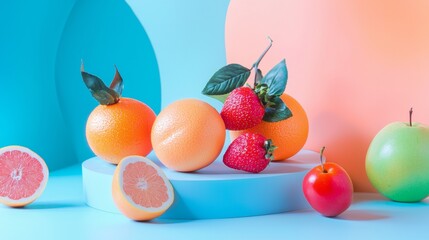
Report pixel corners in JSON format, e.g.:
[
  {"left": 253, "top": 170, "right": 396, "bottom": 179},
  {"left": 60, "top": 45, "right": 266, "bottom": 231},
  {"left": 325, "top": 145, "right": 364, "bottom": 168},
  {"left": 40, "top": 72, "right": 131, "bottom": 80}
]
[
  {"left": 220, "top": 87, "right": 265, "bottom": 130},
  {"left": 223, "top": 133, "right": 276, "bottom": 173}
]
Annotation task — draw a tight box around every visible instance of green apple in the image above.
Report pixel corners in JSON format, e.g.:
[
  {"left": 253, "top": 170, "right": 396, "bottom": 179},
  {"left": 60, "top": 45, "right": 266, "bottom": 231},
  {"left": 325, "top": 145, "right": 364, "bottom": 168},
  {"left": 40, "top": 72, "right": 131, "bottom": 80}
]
[{"left": 366, "top": 109, "right": 429, "bottom": 202}]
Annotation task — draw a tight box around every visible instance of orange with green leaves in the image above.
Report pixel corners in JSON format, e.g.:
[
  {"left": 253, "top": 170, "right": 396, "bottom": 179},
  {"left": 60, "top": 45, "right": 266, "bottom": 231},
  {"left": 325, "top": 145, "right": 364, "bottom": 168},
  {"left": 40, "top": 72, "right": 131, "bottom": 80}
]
[{"left": 82, "top": 63, "right": 156, "bottom": 164}]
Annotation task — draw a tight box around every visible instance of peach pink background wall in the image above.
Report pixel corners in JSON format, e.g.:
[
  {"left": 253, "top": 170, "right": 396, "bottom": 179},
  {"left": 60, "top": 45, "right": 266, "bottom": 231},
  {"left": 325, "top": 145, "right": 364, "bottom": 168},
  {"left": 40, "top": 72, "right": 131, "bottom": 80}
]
[{"left": 226, "top": 0, "right": 429, "bottom": 191}]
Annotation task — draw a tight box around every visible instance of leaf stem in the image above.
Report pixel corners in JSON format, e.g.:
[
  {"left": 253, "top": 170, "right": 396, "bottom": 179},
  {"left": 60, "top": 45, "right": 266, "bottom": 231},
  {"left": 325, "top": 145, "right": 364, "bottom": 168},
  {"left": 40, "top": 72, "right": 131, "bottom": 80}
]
[
  {"left": 409, "top": 107, "right": 413, "bottom": 127},
  {"left": 253, "top": 37, "right": 273, "bottom": 69},
  {"left": 253, "top": 37, "right": 273, "bottom": 87},
  {"left": 320, "top": 146, "right": 327, "bottom": 173}
]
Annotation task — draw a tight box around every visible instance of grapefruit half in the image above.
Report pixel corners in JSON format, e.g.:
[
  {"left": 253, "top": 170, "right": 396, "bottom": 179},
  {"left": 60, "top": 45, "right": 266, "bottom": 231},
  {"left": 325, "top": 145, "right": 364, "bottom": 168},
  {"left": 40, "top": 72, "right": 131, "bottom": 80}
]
[
  {"left": 112, "top": 155, "right": 174, "bottom": 221},
  {"left": 0, "top": 146, "right": 49, "bottom": 207}
]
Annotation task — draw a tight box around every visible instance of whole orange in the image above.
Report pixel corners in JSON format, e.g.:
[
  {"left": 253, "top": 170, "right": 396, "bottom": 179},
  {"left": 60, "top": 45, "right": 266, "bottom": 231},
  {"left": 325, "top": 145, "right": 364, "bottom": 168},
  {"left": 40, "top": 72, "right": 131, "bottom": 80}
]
[
  {"left": 230, "top": 93, "right": 309, "bottom": 161},
  {"left": 86, "top": 97, "right": 156, "bottom": 164},
  {"left": 151, "top": 99, "right": 226, "bottom": 172}
]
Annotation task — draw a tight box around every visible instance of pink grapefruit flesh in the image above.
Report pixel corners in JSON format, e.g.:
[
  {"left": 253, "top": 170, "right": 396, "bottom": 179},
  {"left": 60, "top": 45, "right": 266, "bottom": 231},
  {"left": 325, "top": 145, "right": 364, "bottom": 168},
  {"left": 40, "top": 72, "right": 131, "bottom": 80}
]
[
  {"left": 0, "top": 146, "right": 49, "bottom": 207},
  {"left": 112, "top": 155, "right": 174, "bottom": 221}
]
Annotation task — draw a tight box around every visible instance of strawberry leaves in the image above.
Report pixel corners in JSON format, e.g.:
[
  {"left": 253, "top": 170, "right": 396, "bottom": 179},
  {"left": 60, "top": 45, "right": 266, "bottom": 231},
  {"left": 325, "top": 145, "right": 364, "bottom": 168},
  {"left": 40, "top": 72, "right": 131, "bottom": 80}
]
[
  {"left": 202, "top": 64, "right": 251, "bottom": 102},
  {"left": 261, "top": 59, "right": 288, "bottom": 97},
  {"left": 264, "top": 139, "right": 277, "bottom": 161},
  {"left": 202, "top": 37, "right": 293, "bottom": 122},
  {"left": 255, "top": 69, "right": 263, "bottom": 83},
  {"left": 258, "top": 59, "right": 292, "bottom": 122},
  {"left": 263, "top": 97, "right": 292, "bottom": 122},
  {"left": 81, "top": 62, "right": 123, "bottom": 105}
]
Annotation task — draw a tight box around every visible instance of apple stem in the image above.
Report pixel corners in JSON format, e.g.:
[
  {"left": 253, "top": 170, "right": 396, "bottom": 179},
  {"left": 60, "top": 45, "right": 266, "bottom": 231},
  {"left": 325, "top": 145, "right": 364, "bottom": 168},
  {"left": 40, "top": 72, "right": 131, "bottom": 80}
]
[
  {"left": 320, "top": 146, "right": 327, "bottom": 173},
  {"left": 409, "top": 107, "right": 413, "bottom": 127}
]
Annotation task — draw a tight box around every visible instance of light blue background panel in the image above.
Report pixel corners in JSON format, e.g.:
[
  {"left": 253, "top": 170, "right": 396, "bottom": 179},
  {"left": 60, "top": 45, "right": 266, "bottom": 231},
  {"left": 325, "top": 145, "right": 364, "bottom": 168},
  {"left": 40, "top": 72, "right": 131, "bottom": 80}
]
[{"left": 127, "top": 0, "right": 231, "bottom": 110}]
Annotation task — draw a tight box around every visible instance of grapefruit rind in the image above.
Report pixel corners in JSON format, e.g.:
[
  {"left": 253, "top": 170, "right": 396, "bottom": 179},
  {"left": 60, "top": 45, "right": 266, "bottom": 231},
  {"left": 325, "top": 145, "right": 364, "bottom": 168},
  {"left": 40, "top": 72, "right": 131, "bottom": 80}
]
[
  {"left": 112, "top": 155, "right": 174, "bottom": 220},
  {"left": 0, "top": 145, "right": 49, "bottom": 207}
]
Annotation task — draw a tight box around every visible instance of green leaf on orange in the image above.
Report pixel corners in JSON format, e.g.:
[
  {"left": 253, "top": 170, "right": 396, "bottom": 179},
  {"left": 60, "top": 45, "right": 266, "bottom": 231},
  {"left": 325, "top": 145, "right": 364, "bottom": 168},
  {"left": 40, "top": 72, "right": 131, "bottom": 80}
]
[
  {"left": 81, "top": 62, "right": 120, "bottom": 105},
  {"left": 263, "top": 97, "right": 292, "bottom": 122},
  {"left": 109, "top": 65, "right": 123, "bottom": 97},
  {"left": 260, "top": 59, "right": 288, "bottom": 96},
  {"left": 202, "top": 64, "right": 250, "bottom": 99}
]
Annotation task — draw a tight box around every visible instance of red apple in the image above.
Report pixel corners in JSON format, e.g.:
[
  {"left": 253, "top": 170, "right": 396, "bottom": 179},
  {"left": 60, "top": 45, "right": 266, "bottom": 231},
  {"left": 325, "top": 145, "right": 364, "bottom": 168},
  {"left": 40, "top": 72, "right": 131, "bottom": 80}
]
[{"left": 302, "top": 147, "right": 353, "bottom": 217}]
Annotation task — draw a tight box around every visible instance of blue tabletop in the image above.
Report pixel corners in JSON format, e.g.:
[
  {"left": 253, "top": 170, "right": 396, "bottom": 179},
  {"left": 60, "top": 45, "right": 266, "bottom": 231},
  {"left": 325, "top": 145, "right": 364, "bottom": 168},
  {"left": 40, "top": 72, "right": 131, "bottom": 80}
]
[{"left": 1, "top": 164, "right": 427, "bottom": 240}]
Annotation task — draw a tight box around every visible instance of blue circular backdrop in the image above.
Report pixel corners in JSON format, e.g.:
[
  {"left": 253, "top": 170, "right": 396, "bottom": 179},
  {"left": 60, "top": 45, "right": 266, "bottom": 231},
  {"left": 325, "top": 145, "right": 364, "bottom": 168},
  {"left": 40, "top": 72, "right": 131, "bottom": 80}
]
[
  {"left": 1, "top": 0, "right": 230, "bottom": 169},
  {"left": 0, "top": 1, "right": 78, "bottom": 170},
  {"left": 55, "top": 0, "right": 161, "bottom": 164}
]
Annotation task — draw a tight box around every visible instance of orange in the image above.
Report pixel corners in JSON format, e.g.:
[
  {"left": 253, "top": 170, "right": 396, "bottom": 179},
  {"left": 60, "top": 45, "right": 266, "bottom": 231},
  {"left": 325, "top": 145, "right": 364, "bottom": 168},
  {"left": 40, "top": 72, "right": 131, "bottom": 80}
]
[
  {"left": 151, "top": 99, "right": 226, "bottom": 172},
  {"left": 86, "top": 97, "right": 156, "bottom": 164},
  {"left": 0, "top": 146, "right": 49, "bottom": 207},
  {"left": 230, "top": 93, "right": 309, "bottom": 161},
  {"left": 112, "top": 155, "right": 174, "bottom": 221}
]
